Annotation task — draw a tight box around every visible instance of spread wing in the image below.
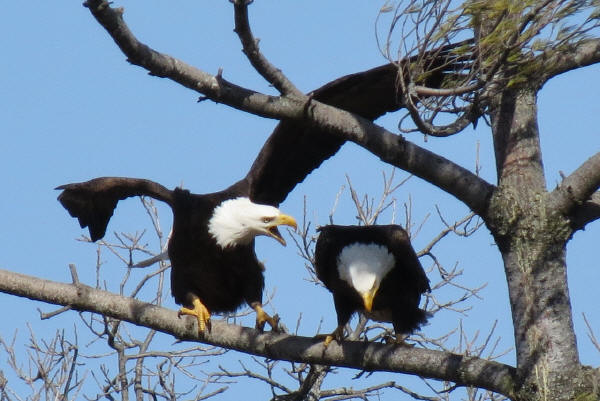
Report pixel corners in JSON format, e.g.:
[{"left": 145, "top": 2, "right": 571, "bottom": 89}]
[
  {"left": 243, "top": 40, "right": 472, "bottom": 206},
  {"left": 244, "top": 63, "right": 399, "bottom": 206},
  {"left": 56, "top": 177, "right": 174, "bottom": 241}
]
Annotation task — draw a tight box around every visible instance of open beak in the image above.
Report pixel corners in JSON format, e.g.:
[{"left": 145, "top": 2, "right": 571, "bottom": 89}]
[
  {"left": 361, "top": 283, "right": 380, "bottom": 312},
  {"left": 267, "top": 213, "right": 297, "bottom": 246}
]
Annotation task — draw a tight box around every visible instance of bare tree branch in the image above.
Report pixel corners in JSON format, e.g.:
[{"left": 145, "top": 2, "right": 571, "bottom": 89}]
[
  {"left": 374, "top": 134, "right": 494, "bottom": 215},
  {"left": 231, "top": 0, "right": 302, "bottom": 97},
  {"left": 289, "top": 97, "right": 496, "bottom": 214},
  {"left": 83, "top": 0, "right": 302, "bottom": 120},
  {"left": 569, "top": 192, "right": 600, "bottom": 231},
  {"left": 0, "top": 327, "right": 87, "bottom": 401},
  {"left": 276, "top": 364, "right": 329, "bottom": 401},
  {"left": 0, "top": 268, "right": 517, "bottom": 397},
  {"left": 548, "top": 152, "right": 600, "bottom": 229},
  {"left": 538, "top": 37, "right": 600, "bottom": 81},
  {"left": 418, "top": 209, "right": 483, "bottom": 257},
  {"left": 582, "top": 313, "right": 600, "bottom": 354}
]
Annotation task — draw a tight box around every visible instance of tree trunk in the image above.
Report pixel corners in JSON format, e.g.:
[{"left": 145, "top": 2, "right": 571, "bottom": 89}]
[{"left": 486, "top": 86, "right": 597, "bottom": 400}]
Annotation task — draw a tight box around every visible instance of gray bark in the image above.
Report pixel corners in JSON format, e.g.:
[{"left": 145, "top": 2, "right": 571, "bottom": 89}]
[
  {"left": 0, "top": 267, "right": 516, "bottom": 397},
  {"left": 485, "top": 86, "right": 595, "bottom": 400}
]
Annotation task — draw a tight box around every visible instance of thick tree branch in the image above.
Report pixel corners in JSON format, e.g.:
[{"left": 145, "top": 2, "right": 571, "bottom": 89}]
[
  {"left": 83, "top": 0, "right": 302, "bottom": 120},
  {"left": 83, "top": 0, "right": 495, "bottom": 216},
  {"left": 548, "top": 152, "right": 600, "bottom": 229},
  {"left": 0, "top": 268, "right": 516, "bottom": 397},
  {"left": 303, "top": 102, "right": 495, "bottom": 215},
  {"left": 568, "top": 191, "right": 600, "bottom": 232},
  {"left": 538, "top": 38, "right": 600, "bottom": 82},
  {"left": 231, "top": 0, "right": 302, "bottom": 97}
]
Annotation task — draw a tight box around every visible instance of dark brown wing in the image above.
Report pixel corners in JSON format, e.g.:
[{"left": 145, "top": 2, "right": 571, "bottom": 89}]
[
  {"left": 244, "top": 64, "right": 400, "bottom": 206},
  {"left": 56, "top": 177, "right": 174, "bottom": 241},
  {"left": 314, "top": 225, "right": 342, "bottom": 290},
  {"left": 244, "top": 40, "right": 473, "bottom": 206},
  {"left": 384, "top": 225, "right": 430, "bottom": 294}
]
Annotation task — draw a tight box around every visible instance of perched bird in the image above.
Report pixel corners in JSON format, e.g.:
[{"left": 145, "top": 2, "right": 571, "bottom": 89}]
[
  {"left": 314, "top": 224, "right": 430, "bottom": 345},
  {"left": 57, "top": 177, "right": 297, "bottom": 333},
  {"left": 57, "top": 46, "right": 461, "bottom": 334}
]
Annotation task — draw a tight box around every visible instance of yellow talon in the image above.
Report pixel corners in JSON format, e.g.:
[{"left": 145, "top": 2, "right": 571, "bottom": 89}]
[
  {"left": 318, "top": 326, "right": 345, "bottom": 347},
  {"left": 252, "top": 304, "right": 279, "bottom": 332},
  {"left": 178, "top": 297, "right": 211, "bottom": 334},
  {"left": 323, "top": 334, "right": 335, "bottom": 347}
]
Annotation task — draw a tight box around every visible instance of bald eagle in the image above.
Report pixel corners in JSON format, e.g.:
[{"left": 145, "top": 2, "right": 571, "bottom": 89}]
[
  {"left": 57, "top": 46, "right": 459, "bottom": 334},
  {"left": 58, "top": 178, "right": 297, "bottom": 333},
  {"left": 314, "top": 225, "right": 430, "bottom": 345}
]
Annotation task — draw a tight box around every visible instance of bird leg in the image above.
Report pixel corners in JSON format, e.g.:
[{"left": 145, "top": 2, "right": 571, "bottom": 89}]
[
  {"left": 251, "top": 303, "right": 280, "bottom": 332},
  {"left": 393, "top": 334, "right": 415, "bottom": 347},
  {"left": 178, "top": 296, "right": 211, "bottom": 334},
  {"left": 391, "top": 322, "right": 416, "bottom": 346}
]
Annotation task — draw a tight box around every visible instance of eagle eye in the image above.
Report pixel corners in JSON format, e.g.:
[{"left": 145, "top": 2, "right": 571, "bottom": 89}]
[{"left": 262, "top": 217, "right": 274, "bottom": 224}]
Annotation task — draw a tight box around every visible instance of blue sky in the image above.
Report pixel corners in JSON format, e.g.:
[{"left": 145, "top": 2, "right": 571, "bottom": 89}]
[{"left": 1, "top": 1, "right": 599, "bottom": 399}]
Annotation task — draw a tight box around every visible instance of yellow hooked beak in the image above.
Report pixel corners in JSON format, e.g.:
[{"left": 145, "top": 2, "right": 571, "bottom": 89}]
[
  {"left": 361, "top": 283, "right": 380, "bottom": 312},
  {"left": 266, "top": 213, "right": 297, "bottom": 246}
]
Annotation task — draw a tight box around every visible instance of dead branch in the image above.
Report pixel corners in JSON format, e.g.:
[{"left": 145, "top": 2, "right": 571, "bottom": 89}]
[{"left": 231, "top": 0, "right": 302, "bottom": 97}]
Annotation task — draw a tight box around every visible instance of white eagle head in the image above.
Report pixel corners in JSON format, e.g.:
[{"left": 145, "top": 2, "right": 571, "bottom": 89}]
[
  {"left": 208, "top": 197, "right": 297, "bottom": 248},
  {"left": 337, "top": 243, "right": 395, "bottom": 312}
]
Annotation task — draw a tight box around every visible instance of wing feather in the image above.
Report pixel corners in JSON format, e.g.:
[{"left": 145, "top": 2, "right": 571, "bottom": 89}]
[
  {"left": 57, "top": 177, "right": 173, "bottom": 241},
  {"left": 385, "top": 225, "right": 431, "bottom": 293},
  {"left": 245, "top": 64, "right": 400, "bottom": 206},
  {"left": 245, "top": 40, "right": 473, "bottom": 206}
]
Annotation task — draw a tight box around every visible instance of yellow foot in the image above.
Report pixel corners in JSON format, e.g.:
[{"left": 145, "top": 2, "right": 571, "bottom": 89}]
[
  {"left": 253, "top": 304, "right": 280, "bottom": 332},
  {"left": 323, "top": 334, "right": 336, "bottom": 347},
  {"left": 315, "top": 326, "right": 344, "bottom": 347},
  {"left": 178, "top": 297, "right": 211, "bottom": 334}
]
